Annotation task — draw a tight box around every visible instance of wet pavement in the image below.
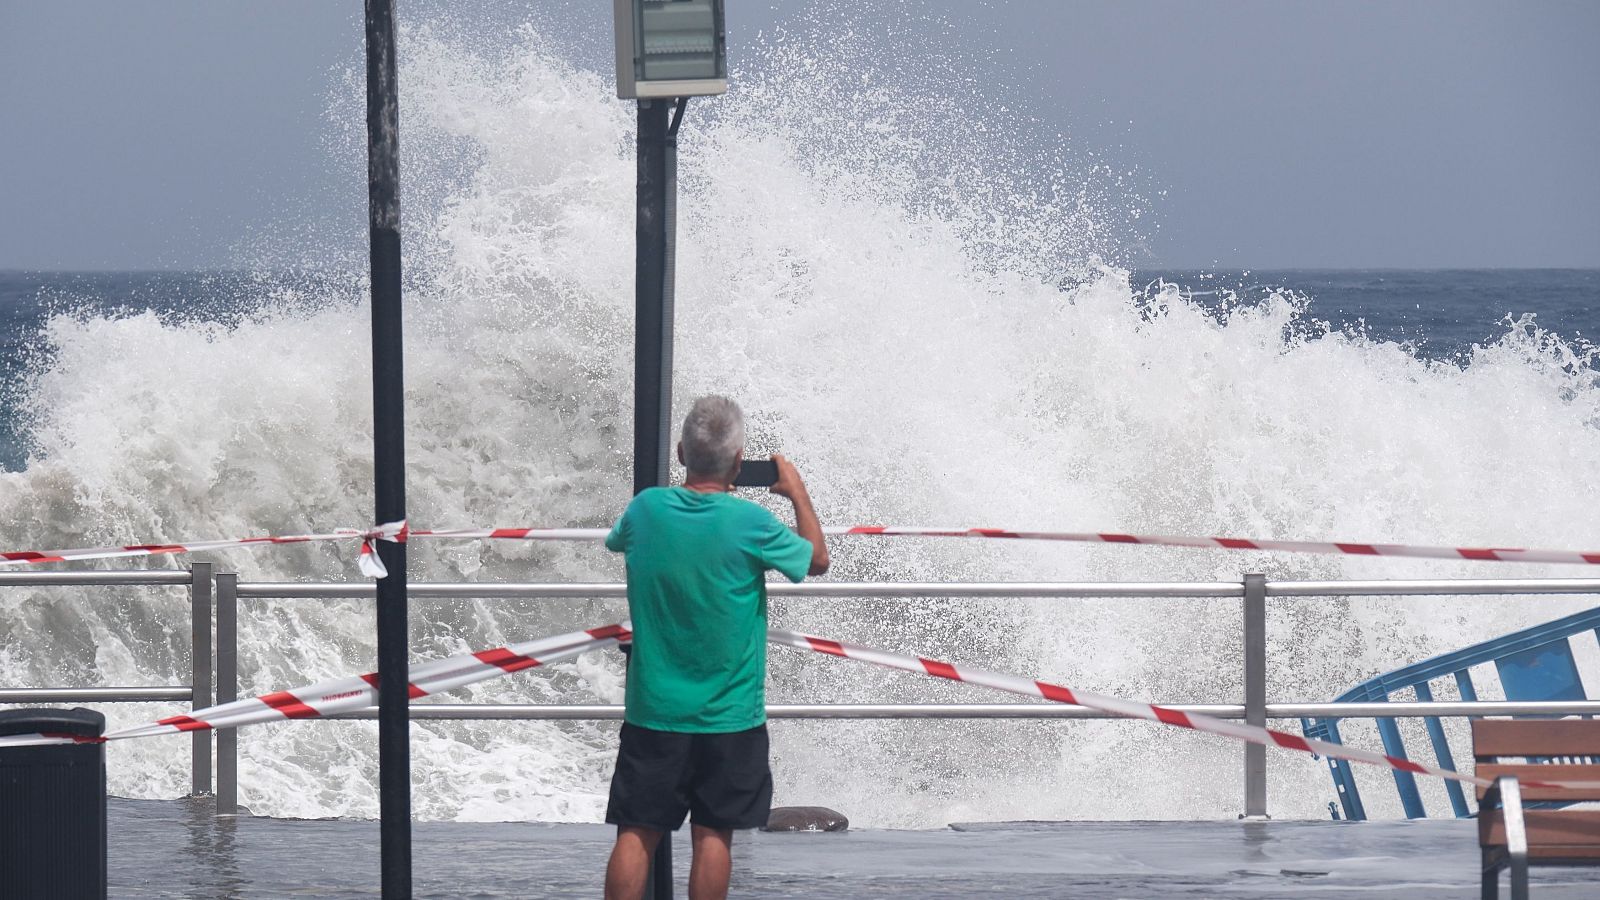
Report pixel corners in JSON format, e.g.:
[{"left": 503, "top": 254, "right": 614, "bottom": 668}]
[{"left": 108, "top": 798, "right": 1600, "bottom": 898}]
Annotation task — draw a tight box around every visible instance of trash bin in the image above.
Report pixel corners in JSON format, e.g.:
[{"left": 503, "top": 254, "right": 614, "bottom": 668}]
[{"left": 0, "top": 708, "right": 107, "bottom": 899}]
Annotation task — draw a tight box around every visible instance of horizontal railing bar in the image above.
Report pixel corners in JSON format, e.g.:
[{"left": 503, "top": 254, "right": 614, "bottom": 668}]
[
  {"left": 330, "top": 703, "right": 1244, "bottom": 720},
  {"left": 240, "top": 583, "right": 617, "bottom": 599},
  {"left": 779, "top": 582, "right": 1243, "bottom": 598},
  {"left": 2, "top": 574, "right": 1593, "bottom": 598},
  {"left": 0, "top": 687, "right": 192, "bottom": 703},
  {"left": 235, "top": 578, "right": 1600, "bottom": 600},
  {"left": 0, "top": 571, "right": 193, "bottom": 587},
  {"left": 237, "top": 582, "right": 1243, "bottom": 599},
  {"left": 1271, "top": 700, "right": 1600, "bottom": 717},
  {"left": 0, "top": 694, "right": 1587, "bottom": 718},
  {"left": 1267, "top": 579, "right": 1600, "bottom": 597},
  {"left": 325, "top": 699, "right": 1600, "bottom": 721}
]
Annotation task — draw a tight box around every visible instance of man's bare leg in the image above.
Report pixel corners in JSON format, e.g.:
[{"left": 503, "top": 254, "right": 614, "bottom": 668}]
[
  {"left": 605, "top": 826, "right": 663, "bottom": 900},
  {"left": 688, "top": 825, "right": 734, "bottom": 900}
]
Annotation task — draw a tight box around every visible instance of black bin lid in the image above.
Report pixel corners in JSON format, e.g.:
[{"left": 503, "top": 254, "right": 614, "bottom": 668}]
[{"left": 0, "top": 708, "right": 105, "bottom": 739}]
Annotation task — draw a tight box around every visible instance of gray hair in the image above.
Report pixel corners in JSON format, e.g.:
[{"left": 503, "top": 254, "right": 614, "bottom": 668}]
[{"left": 681, "top": 395, "right": 746, "bottom": 477}]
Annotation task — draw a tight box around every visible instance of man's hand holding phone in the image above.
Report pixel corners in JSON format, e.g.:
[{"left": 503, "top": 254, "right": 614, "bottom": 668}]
[
  {"left": 768, "top": 454, "right": 829, "bottom": 575},
  {"left": 769, "top": 454, "right": 805, "bottom": 500}
]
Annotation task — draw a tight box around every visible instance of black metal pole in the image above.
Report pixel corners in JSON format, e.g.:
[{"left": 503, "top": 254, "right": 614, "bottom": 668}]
[
  {"left": 364, "top": 1, "right": 411, "bottom": 896},
  {"left": 632, "top": 95, "right": 682, "bottom": 900},
  {"left": 633, "top": 97, "right": 674, "bottom": 494}
]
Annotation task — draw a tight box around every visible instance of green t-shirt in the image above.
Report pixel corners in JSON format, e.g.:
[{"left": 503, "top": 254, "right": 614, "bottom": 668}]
[{"left": 605, "top": 486, "right": 814, "bottom": 733}]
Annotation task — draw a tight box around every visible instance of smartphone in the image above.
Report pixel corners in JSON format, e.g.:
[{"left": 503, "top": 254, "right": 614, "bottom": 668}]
[{"left": 732, "top": 458, "right": 779, "bottom": 488}]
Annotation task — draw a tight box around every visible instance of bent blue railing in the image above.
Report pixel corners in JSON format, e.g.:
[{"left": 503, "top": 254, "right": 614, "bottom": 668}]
[{"left": 1303, "top": 605, "right": 1600, "bottom": 820}]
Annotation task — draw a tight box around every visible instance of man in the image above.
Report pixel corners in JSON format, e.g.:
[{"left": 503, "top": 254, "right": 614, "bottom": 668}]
[{"left": 603, "top": 395, "right": 828, "bottom": 900}]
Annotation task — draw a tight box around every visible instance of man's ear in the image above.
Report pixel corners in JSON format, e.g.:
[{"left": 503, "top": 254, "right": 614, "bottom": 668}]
[
  {"left": 728, "top": 449, "right": 744, "bottom": 483},
  {"left": 676, "top": 441, "right": 685, "bottom": 466}
]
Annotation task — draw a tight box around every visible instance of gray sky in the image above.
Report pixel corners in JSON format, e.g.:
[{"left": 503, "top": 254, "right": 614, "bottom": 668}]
[{"left": 2, "top": 1, "right": 1596, "bottom": 270}]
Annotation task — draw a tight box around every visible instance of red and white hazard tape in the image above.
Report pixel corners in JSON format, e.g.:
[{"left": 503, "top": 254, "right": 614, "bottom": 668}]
[
  {"left": 0, "top": 521, "right": 409, "bottom": 577},
  {"left": 770, "top": 627, "right": 1600, "bottom": 794},
  {"left": 420, "top": 526, "right": 1600, "bottom": 565},
  {"left": 409, "top": 527, "right": 608, "bottom": 542},
  {"left": 827, "top": 526, "right": 1600, "bottom": 566},
  {"left": 0, "top": 622, "right": 629, "bottom": 749},
  {"left": 415, "top": 526, "right": 1600, "bottom": 566},
  {"left": 6, "top": 520, "right": 1600, "bottom": 575}
]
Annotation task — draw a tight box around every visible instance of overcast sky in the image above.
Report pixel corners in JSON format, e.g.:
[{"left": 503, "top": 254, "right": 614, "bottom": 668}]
[{"left": 2, "top": 1, "right": 1596, "bottom": 270}]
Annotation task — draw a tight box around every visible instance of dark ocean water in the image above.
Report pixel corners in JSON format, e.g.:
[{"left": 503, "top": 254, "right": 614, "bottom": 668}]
[
  {"left": 1137, "top": 268, "right": 1598, "bottom": 357},
  {"left": 2, "top": 268, "right": 1596, "bottom": 473}
]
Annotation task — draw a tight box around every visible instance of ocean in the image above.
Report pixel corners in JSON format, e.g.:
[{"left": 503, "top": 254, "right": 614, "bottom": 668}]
[{"left": 2, "top": 21, "right": 1600, "bottom": 835}]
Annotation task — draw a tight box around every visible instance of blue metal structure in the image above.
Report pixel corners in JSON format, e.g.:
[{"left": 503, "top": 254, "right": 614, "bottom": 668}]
[{"left": 1303, "top": 605, "right": 1600, "bottom": 820}]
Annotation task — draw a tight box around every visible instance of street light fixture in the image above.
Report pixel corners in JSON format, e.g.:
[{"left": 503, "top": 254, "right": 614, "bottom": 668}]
[{"left": 614, "top": 0, "right": 727, "bottom": 99}]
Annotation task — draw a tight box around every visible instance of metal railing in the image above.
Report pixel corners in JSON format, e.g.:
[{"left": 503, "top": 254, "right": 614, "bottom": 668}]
[
  {"left": 0, "top": 564, "right": 213, "bottom": 796},
  {"left": 4, "top": 566, "right": 1598, "bottom": 819}
]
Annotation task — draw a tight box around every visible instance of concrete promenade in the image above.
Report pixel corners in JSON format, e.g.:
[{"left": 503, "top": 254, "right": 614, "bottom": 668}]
[{"left": 108, "top": 798, "right": 1600, "bottom": 898}]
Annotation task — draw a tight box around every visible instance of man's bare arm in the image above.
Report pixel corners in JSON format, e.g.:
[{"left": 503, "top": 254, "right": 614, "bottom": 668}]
[{"left": 771, "top": 454, "right": 829, "bottom": 576}]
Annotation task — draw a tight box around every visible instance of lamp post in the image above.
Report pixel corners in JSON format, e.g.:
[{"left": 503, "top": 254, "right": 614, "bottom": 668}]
[
  {"left": 364, "top": 0, "right": 411, "bottom": 896},
  {"left": 614, "top": 3, "right": 727, "bottom": 895}
]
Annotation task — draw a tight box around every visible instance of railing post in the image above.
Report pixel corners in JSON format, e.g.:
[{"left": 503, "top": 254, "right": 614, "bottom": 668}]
[
  {"left": 1242, "top": 573, "right": 1268, "bottom": 819},
  {"left": 216, "top": 573, "right": 238, "bottom": 816},
  {"left": 188, "top": 563, "right": 213, "bottom": 797}
]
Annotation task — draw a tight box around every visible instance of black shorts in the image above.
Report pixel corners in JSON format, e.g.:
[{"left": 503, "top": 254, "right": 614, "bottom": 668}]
[{"left": 605, "top": 722, "right": 773, "bottom": 831}]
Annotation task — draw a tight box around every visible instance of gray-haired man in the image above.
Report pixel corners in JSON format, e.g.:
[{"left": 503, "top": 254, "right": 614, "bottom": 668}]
[{"left": 602, "top": 395, "right": 828, "bottom": 900}]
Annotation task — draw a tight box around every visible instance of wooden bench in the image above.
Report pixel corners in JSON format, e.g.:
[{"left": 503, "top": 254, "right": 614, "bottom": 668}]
[{"left": 1474, "top": 719, "right": 1600, "bottom": 899}]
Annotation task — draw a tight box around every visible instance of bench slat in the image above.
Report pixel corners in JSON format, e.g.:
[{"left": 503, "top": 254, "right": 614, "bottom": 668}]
[
  {"left": 1521, "top": 847, "right": 1600, "bottom": 862},
  {"left": 1473, "top": 719, "right": 1600, "bottom": 758},
  {"left": 1475, "top": 764, "right": 1600, "bottom": 801},
  {"left": 1479, "top": 810, "right": 1600, "bottom": 848}
]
